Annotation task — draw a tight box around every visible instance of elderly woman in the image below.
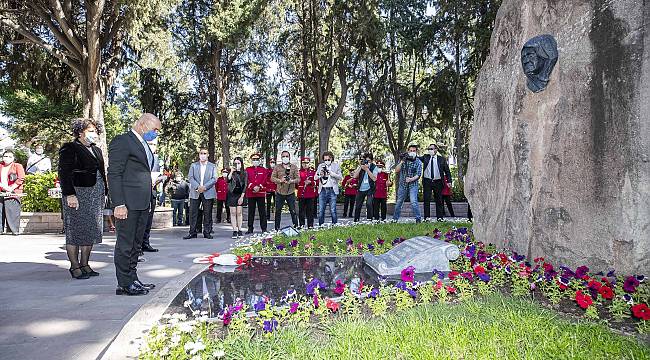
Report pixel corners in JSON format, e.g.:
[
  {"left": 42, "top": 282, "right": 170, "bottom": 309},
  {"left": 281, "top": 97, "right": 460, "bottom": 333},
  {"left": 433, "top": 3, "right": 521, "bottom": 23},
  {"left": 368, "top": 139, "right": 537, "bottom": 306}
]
[
  {"left": 58, "top": 119, "right": 108, "bottom": 280},
  {"left": 0, "top": 149, "right": 25, "bottom": 235}
]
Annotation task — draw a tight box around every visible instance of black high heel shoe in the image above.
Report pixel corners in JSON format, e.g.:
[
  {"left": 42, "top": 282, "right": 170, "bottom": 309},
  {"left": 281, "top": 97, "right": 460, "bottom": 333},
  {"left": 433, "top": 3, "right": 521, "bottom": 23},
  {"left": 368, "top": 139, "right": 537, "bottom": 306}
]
[
  {"left": 69, "top": 267, "right": 90, "bottom": 279},
  {"left": 80, "top": 265, "right": 100, "bottom": 277}
]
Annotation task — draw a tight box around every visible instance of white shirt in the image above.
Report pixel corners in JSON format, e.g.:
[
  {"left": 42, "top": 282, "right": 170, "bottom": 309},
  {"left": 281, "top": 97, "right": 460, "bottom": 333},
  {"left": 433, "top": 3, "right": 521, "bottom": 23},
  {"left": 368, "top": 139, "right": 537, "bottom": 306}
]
[
  {"left": 131, "top": 129, "right": 152, "bottom": 169},
  {"left": 199, "top": 162, "right": 207, "bottom": 186},
  {"left": 425, "top": 155, "right": 441, "bottom": 180},
  {"left": 26, "top": 154, "right": 52, "bottom": 174}
]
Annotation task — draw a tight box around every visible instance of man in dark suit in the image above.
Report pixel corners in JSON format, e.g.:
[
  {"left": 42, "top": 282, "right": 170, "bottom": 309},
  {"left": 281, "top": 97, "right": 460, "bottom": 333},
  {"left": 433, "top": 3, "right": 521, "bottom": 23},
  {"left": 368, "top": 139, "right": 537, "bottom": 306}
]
[
  {"left": 140, "top": 141, "right": 163, "bottom": 254},
  {"left": 419, "top": 143, "right": 452, "bottom": 221},
  {"left": 108, "top": 113, "right": 161, "bottom": 296}
]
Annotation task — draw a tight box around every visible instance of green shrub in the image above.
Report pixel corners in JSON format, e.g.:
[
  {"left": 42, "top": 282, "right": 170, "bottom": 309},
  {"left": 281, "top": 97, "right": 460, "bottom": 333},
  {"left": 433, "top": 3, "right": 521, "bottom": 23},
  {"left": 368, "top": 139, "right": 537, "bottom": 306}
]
[{"left": 21, "top": 172, "right": 61, "bottom": 212}]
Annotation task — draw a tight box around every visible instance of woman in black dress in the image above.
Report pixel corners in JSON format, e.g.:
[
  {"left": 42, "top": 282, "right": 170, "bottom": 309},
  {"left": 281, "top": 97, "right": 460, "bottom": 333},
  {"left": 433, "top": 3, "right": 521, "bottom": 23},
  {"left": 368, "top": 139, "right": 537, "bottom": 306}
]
[
  {"left": 227, "top": 157, "right": 247, "bottom": 239},
  {"left": 58, "top": 119, "right": 108, "bottom": 279}
]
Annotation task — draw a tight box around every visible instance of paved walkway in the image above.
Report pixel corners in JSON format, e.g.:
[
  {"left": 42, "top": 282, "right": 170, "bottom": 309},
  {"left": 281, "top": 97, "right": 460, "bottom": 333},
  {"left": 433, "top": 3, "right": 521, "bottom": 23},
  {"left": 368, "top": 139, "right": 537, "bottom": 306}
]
[{"left": 0, "top": 221, "right": 245, "bottom": 360}]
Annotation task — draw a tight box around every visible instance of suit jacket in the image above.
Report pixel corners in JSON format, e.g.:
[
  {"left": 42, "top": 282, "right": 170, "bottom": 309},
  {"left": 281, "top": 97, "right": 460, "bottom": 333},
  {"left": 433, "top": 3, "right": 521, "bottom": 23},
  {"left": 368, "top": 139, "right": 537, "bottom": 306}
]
[
  {"left": 58, "top": 140, "right": 108, "bottom": 196},
  {"left": 419, "top": 154, "right": 452, "bottom": 185},
  {"left": 314, "top": 161, "right": 343, "bottom": 195},
  {"left": 107, "top": 131, "right": 153, "bottom": 211},
  {"left": 188, "top": 161, "right": 217, "bottom": 200}
]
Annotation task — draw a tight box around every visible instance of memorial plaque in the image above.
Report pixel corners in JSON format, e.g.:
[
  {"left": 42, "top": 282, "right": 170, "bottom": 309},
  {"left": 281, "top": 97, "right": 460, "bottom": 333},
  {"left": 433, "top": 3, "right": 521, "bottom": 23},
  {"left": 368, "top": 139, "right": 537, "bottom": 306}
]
[{"left": 363, "top": 236, "right": 460, "bottom": 276}]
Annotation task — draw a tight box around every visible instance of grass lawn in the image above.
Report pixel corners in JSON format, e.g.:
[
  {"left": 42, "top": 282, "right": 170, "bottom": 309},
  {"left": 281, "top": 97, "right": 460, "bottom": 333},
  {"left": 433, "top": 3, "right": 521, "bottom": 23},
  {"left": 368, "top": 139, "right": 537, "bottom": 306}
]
[
  {"left": 220, "top": 293, "right": 649, "bottom": 360},
  {"left": 234, "top": 221, "right": 472, "bottom": 255}
]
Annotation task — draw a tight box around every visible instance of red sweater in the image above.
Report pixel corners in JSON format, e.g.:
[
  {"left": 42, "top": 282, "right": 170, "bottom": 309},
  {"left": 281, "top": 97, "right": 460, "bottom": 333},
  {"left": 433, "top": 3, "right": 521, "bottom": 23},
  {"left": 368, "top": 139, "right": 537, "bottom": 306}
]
[
  {"left": 298, "top": 168, "right": 318, "bottom": 199},
  {"left": 245, "top": 166, "right": 267, "bottom": 198},
  {"left": 265, "top": 167, "right": 276, "bottom": 193},
  {"left": 0, "top": 162, "right": 25, "bottom": 195},
  {"left": 374, "top": 172, "right": 389, "bottom": 199},
  {"left": 442, "top": 175, "right": 452, "bottom": 196},
  {"left": 216, "top": 177, "right": 228, "bottom": 201},
  {"left": 342, "top": 175, "right": 358, "bottom": 196}
]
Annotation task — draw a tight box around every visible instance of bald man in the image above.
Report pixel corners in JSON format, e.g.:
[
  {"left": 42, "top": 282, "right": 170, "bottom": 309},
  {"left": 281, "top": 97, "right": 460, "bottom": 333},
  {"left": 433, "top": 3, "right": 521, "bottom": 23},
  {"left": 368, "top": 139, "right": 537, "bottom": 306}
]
[{"left": 108, "top": 113, "right": 161, "bottom": 296}]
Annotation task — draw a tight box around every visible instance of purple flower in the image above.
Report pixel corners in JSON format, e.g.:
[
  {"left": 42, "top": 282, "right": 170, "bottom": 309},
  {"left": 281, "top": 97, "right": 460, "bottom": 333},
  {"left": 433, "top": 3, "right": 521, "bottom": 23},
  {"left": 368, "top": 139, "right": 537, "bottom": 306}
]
[
  {"left": 306, "top": 278, "right": 327, "bottom": 295},
  {"left": 261, "top": 238, "right": 268, "bottom": 246},
  {"left": 313, "top": 294, "right": 319, "bottom": 308},
  {"left": 368, "top": 288, "right": 379, "bottom": 299},
  {"left": 575, "top": 265, "right": 590, "bottom": 279},
  {"left": 623, "top": 276, "right": 640, "bottom": 293},
  {"left": 458, "top": 227, "right": 468, "bottom": 235},
  {"left": 636, "top": 275, "right": 645, "bottom": 283},
  {"left": 289, "top": 302, "right": 299, "bottom": 314},
  {"left": 512, "top": 252, "right": 525, "bottom": 262},
  {"left": 558, "top": 277, "right": 570, "bottom": 286},
  {"left": 560, "top": 266, "right": 575, "bottom": 279},
  {"left": 395, "top": 281, "right": 407, "bottom": 291},
  {"left": 432, "top": 269, "right": 445, "bottom": 280},
  {"left": 367, "top": 243, "right": 374, "bottom": 251},
  {"left": 289, "top": 239, "right": 298, "bottom": 247},
  {"left": 623, "top": 294, "right": 633, "bottom": 304},
  {"left": 461, "top": 272, "right": 474, "bottom": 281},
  {"left": 401, "top": 266, "right": 415, "bottom": 282},
  {"left": 407, "top": 288, "right": 418, "bottom": 298},
  {"left": 263, "top": 319, "right": 278, "bottom": 333},
  {"left": 376, "top": 238, "right": 385, "bottom": 245},
  {"left": 505, "top": 266, "right": 512, "bottom": 274},
  {"left": 276, "top": 244, "right": 285, "bottom": 251},
  {"left": 606, "top": 269, "right": 616, "bottom": 277},
  {"left": 309, "top": 235, "right": 316, "bottom": 241},
  {"left": 391, "top": 238, "right": 400, "bottom": 246},
  {"left": 464, "top": 244, "right": 476, "bottom": 258},
  {"left": 253, "top": 299, "right": 266, "bottom": 312},
  {"left": 477, "top": 251, "right": 488, "bottom": 263},
  {"left": 477, "top": 273, "right": 491, "bottom": 282},
  {"left": 345, "top": 237, "right": 353, "bottom": 245}
]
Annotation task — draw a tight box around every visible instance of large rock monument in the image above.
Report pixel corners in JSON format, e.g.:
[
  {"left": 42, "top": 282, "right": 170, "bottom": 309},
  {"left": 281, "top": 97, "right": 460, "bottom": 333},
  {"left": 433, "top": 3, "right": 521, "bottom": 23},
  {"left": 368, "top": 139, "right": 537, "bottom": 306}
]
[{"left": 466, "top": 0, "right": 649, "bottom": 275}]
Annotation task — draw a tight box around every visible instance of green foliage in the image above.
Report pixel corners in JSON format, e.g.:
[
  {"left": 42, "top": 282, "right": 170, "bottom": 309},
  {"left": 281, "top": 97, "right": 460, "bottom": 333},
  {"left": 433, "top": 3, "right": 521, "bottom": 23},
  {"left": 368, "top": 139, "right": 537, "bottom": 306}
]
[{"left": 21, "top": 173, "right": 61, "bottom": 212}]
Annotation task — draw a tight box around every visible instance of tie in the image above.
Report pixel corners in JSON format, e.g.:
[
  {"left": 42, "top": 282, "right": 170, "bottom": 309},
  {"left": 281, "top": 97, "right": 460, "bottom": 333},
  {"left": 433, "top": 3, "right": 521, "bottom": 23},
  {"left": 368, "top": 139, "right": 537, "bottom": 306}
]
[{"left": 142, "top": 140, "right": 153, "bottom": 170}]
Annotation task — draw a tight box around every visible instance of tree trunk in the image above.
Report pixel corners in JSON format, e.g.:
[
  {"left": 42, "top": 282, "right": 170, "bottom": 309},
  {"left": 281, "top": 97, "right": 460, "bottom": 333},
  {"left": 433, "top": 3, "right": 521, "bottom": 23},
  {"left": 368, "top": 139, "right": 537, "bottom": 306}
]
[
  {"left": 218, "top": 81, "right": 231, "bottom": 168},
  {"left": 79, "top": 72, "right": 107, "bottom": 163},
  {"left": 454, "top": 36, "right": 463, "bottom": 180},
  {"left": 208, "top": 108, "right": 216, "bottom": 163}
]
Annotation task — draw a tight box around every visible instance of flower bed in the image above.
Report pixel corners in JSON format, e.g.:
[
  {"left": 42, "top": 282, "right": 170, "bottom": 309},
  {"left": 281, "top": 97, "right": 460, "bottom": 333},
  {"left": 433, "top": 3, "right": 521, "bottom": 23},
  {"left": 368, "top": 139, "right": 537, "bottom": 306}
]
[{"left": 141, "top": 227, "right": 649, "bottom": 359}]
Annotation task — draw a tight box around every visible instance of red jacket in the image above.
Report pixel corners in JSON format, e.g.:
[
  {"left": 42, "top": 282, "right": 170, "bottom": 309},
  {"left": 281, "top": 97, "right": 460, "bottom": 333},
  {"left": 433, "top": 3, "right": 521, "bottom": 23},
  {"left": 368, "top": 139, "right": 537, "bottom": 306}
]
[
  {"left": 374, "top": 172, "right": 390, "bottom": 199},
  {"left": 298, "top": 168, "right": 318, "bottom": 199},
  {"left": 342, "top": 175, "right": 358, "bottom": 196},
  {"left": 245, "top": 166, "right": 267, "bottom": 198},
  {"left": 442, "top": 175, "right": 452, "bottom": 196},
  {"left": 265, "top": 167, "right": 276, "bottom": 193},
  {"left": 0, "top": 162, "right": 25, "bottom": 196},
  {"left": 216, "top": 177, "right": 228, "bottom": 201}
]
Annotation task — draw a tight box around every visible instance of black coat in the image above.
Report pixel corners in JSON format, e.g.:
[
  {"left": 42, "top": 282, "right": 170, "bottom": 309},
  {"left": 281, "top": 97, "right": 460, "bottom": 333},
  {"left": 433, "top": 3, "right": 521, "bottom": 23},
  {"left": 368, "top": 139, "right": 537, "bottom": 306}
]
[
  {"left": 419, "top": 154, "right": 452, "bottom": 184},
  {"left": 107, "top": 131, "right": 154, "bottom": 211},
  {"left": 58, "top": 140, "right": 108, "bottom": 196}
]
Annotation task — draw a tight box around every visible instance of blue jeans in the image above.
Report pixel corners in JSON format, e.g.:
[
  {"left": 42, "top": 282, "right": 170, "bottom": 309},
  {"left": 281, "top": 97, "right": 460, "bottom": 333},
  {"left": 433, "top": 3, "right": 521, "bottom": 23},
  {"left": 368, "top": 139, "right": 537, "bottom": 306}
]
[
  {"left": 171, "top": 199, "right": 185, "bottom": 225},
  {"left": 318, "top": 188, "right": 338, "bottom": 225},
  {"left": 392, "top": 183, "right": 421, "bottom": 221}
]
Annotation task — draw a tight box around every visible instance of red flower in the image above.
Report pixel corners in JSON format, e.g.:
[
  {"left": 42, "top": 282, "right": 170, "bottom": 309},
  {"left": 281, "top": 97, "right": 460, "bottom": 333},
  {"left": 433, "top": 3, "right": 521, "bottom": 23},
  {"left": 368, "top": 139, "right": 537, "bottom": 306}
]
[
  {"left": 333, "top": 280, "right": 346, "bottom": 295},
  {"left": 401, "top": 266, "right": 415, "bottom": 282},
  {"left": 446, "top": 286, "right": 456, "bottom": 294},
  {"left": 434, "top": 280, "right": 443, "bottom": 290},
  {"left": 598, "top": 286, "right": 614, "bottom": 300},
  {"left": 587, "top": 280, "right": 602, "bottom": 291},
  {"left": 448, "top": 271, "right": 460, "bottom": 281},
  {"left": 473, "top": 265, "right": 486, "bottom": 275},
  {"left": 575, "top": 290, "right": 593, "bottom": 309},
  {"left": 498, "top": 253, "right": 508, "bottom": 265},
  {"left": 631, "top": 303, "right": 650, "bottom": 320},
  {"left": 236, "top": 256, "right": 243, "bottom": 265},
  {"left": 543, "top": 263, "right": 554, "bottom": 272},
  {"left": 326, "top": 299, "right": 340, "bottom": 313}
]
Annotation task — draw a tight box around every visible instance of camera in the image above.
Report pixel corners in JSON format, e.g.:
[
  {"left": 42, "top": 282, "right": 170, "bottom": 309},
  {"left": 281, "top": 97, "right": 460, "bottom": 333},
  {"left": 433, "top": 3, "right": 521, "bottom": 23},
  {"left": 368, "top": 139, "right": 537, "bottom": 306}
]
[
  {"left": 321, "top": 166, "right": 329, "bottom": 182},
  {"left": 360, "top": 159, "right": 368, "bottom": 166},
  {"left": 284, "top": 168, "right": 290, "bottom": 182},
  {"left": 399, "top": 152, "right": 408, "bottom": 160}
]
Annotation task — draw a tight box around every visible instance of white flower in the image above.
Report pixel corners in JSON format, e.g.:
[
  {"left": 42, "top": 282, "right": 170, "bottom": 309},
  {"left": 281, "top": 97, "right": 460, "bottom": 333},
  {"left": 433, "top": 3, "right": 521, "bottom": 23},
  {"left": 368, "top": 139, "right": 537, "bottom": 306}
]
[
  {"left": 170, "top": 332, "right": 181, "bottom": 346},
  {"left": 183, "top": 300, "right": 192, "bottom": 308},
  {"left": 184, "top": 340, "right": 206, "bottom": 355},
  {"left": 213, "top": 349, "right": 226, "bottom": 358},
  {"left": 160, "top": 347, "right": 170, "bottom": 356},
  {"left": 178, "top": 321, "right": 194, "bottom": 333}
]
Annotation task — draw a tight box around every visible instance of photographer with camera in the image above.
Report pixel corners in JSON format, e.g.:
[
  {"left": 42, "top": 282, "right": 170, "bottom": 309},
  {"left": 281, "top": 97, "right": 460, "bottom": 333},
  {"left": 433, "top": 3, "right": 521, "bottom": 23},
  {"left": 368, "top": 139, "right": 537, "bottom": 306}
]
[
  {"left": 372, "top": 160, "right": 392, "bottom": 221},
  {"left": 392, "top": 145, "right": 423, "bottom": 223},
  {"left": 297, "top": 156, "right": 318, "bottom": 228},
  {"left": 271, "top": 151, "right": 299, "bottom": 231},
  {"left": 314, "top": 151, "right": 342, "bottom": 226},
  {"left": 352, "top": 152, "right": 380, "bottom": 222}
]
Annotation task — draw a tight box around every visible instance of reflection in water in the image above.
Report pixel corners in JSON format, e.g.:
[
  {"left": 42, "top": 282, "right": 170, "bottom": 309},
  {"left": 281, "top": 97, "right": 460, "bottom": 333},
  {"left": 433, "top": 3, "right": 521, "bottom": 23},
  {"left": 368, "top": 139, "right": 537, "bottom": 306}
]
[{"left": 166, "top": 256, "right": 380, "bottom": 318}]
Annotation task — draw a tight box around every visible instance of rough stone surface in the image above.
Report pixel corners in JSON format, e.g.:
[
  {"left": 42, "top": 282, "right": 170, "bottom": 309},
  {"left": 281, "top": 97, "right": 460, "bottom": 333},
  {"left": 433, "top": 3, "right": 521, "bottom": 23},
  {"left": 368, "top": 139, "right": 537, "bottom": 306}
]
[{"left": 466, "top": 0, "right": 649, "bottom": 275}]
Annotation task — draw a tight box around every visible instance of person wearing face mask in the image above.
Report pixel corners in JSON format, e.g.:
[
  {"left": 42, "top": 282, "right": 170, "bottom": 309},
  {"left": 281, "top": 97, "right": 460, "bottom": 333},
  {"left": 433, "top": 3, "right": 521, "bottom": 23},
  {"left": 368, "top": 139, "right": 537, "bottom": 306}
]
[
  {"left": 183, "top": 148, "right": 218, "bottom": 240},
  {"left": 392, "top": 144, "right": 423, "bottom": 223},
  {"left": 352, "top": 152, "right": 380, "bottom": 222},
  {"left": 297, "top": 156, "right": 318, "bottom": 228},
  {"left": 166, "top": 172, "right": 190, "bottom": 226},
  {"left": 271, "top": 151, "right": 299, "bottom": 231},
  {"left": 0, "top": 149, "right": 25, "bottom": 235},
  {"left": 419, "top": 143, "right": 452, "bottom": 221},
  {"left": 108, "top": 113, "right": 161, "bottom": 296},
  {"left": 314, "top": 151, "right": 342, "bottom": 226},
  {"left": 227, "top": 157, "right": 248, "bottom": 238},
  {"left": 342, "top": 168, "right": 358, "bottom": 218},
  {"left": 26, "top": 144, "right": 52, "bottom": 174},
  {"left": 215, "top": 169, "right": 230, "bottom": 224},
  {"left": 372, "top": 160, "right": 393, "bottom": 221},
  {"left": 58, "top": 118, "right": 107, "bottom": 279},
  {"left": 265, "top": 160, "right": 276, "bottom": 216},
  {"left": 245, "top": 153, "right": 268, "bottom": 234},
  {"left": 140, "top": 139, "right": 164, "bottom": 253}
]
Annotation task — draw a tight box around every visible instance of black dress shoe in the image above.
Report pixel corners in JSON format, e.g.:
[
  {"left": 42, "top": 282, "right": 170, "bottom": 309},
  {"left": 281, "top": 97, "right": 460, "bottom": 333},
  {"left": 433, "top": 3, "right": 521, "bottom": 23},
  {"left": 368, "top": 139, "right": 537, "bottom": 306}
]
[
  {"left": 134, "top": 280, "right": 156, "bottom": 290},
  {"left": 116, "top": 283, "right": 149, "bottom": 296},
  {"left": 203, "top": 234, "right": 213, "bottom": 239},
  {"left": 245, "top": 230, "right": 254, "bottom": 235},
  {"left": 142, "top": 244, "right": 159, "bottom": 252},
  {"left": 80, "top": 265, "right": 100, "bottom": 276},
  {"left": 183, "top": 234, "right": 197, "bottom": 240}
]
